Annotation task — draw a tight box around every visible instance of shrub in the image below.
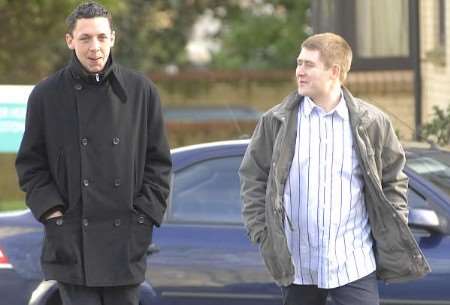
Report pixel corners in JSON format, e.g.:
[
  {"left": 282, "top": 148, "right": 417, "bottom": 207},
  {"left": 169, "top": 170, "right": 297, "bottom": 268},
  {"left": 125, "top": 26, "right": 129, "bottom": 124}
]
[{"left": 421, "top": 105, "right": 450, "bottom": 146}]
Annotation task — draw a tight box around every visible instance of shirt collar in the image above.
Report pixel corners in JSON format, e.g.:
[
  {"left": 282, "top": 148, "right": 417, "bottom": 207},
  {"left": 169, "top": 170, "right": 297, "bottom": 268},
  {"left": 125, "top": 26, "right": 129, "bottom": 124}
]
[{"left": 301, "top": 92, "right": 349, "bottom": 121}]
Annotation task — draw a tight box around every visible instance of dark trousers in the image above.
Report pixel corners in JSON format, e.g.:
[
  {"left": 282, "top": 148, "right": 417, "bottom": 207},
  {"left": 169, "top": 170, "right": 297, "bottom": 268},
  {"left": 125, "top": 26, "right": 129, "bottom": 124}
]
[
  {"left": 58, "top": 282, "right": 140, "bottom": 305},
  {"left": 281, "top": 272, "right": 379, "bottom": 305}
]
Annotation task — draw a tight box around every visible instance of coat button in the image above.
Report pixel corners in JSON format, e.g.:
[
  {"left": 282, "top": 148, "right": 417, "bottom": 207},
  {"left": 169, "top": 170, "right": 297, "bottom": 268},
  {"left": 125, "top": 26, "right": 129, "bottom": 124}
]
[
  {"left": 74, "top": 84, "right": 82, "bottom": 90},
  {"left": 114, "top": 219, "right": 121, "bottom": 227},
  {"left": 83, "top": 179, "right": 89, "bottom": 187},
  {"left": 112, "top": 137, "right": 120, "bottom": 145},
  {"left": 114, "top": 178, "right": 121, "bottom": 187},
  {"left": 80, "top": 137, "right": 88, "bottom": 146},
  {"left": 83, "top": 218, "right": 89, "bottom": 226},
  {"left": 56, "top": 218, "right": 63, "bottom": 226},
  {"left": 137, "top": 215, "right": 145, "bottom": 224}
]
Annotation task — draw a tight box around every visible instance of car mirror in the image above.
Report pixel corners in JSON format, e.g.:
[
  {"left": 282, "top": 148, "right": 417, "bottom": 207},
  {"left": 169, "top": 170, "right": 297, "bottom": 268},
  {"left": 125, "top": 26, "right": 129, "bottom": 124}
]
[{"left": 408, "top": 208, "right": 441, "bottom": 232}]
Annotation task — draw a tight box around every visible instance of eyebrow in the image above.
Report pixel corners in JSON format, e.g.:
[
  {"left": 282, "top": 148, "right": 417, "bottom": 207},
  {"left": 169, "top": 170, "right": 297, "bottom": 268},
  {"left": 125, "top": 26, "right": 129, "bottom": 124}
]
[
  {"left": 79, "top": 33, "right": 109, "bottom": 38},
  {"left": 297, "top": 59, "right": 314, "bottom": 65}
]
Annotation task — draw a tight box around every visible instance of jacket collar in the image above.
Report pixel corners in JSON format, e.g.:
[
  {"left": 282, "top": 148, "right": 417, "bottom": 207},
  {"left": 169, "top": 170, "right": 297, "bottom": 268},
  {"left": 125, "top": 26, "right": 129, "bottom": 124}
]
[
  {"left": 342, "top": 86, "right": 370, "bottom": 129},
  {"left": 302, "top": 94, "right": 349, "bottom": 121},
  {"left": 273, "top": 86, "right": 369, "bottom": 128},
  {"left": 69, "top": 52, "right": 128, "bottom": 103}
]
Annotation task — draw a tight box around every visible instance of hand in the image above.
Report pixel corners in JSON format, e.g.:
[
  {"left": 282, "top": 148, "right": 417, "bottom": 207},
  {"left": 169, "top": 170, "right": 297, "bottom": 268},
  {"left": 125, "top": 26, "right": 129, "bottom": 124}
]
[{"left": 46, "top": 210, "right": 63, "bottom": 220}]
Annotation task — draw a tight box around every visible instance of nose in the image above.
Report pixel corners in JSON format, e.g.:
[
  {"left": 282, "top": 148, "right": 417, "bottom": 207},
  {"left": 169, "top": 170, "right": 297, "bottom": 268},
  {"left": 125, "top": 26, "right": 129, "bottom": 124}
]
[
  {"left": 296, "top": 64, "right": 305, "bottom": 76},
  {"left": 89, "top": 37, "right": 101, "bottom": 51}
]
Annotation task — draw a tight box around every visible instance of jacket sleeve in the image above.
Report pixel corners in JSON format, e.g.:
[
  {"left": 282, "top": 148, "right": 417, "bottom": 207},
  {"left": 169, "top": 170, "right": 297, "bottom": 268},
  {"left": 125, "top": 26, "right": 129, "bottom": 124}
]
[
  {"left": 133, "top": 83, "right": 172, "bottom": 227},
  {"left": 381, "top": 117, "right": 409, "bottom": 223},
  {"left": 15, "top": 87, "right": 65, "bottom": 222},
  {"left": 239, "top": 115, "right": 274, "bottom": 243}
]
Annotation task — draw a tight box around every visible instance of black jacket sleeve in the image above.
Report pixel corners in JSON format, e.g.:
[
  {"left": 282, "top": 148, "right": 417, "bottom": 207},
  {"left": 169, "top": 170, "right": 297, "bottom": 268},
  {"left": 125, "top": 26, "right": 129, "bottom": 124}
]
[{"left": 133, "top": 82, "right": 172, "bottom": 226}]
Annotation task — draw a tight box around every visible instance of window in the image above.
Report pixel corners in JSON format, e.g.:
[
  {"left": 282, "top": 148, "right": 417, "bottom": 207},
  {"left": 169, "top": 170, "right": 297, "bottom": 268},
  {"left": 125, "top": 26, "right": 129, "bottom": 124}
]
[
  {"left": 355, "top": 0, "right": 409, "bottom": 58},
  {"left": 407, "top": 188, "right": 430, "bottom": 210},
  {"left": 169, "top": 156, "right": 243, "bottom": 224},
  {"left": 311, "top": 0, "right": 416, "bottom": 70}
]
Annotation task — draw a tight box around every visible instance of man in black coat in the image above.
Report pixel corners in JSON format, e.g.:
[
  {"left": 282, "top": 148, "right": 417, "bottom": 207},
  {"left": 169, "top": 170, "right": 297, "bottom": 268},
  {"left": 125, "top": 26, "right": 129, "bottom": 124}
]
[{"left": 15, "top": 2, "right": 172, "bottom": 304}]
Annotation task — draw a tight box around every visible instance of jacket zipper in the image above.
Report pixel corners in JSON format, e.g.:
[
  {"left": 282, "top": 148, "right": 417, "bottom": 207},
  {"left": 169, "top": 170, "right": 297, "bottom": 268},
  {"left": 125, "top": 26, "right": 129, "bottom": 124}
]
[
  {"left": 274, "top": 115, "right": 294, "bottom": 231},
  {"left": 96, "top": 73, "right": 100, "bottom": 82}
]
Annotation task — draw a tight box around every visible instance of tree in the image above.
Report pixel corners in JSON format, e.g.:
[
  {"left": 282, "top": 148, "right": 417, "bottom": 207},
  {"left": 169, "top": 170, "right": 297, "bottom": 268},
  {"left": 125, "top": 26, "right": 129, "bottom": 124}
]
[
  {"left": 0, "top": 0, "right": 119, "bottom": 84},
  {"left": 210, "top": 0, "right": 310, "bottom": 69},
  {"left": 0, "top": 0, "right": 311, "bottom": 84}
]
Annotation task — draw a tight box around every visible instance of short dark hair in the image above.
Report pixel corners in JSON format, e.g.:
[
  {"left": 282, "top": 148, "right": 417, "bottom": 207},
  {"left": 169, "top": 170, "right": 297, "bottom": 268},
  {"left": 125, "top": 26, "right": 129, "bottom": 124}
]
[{"left": 66, "top": 1, "right": 113, "bottom": 34}]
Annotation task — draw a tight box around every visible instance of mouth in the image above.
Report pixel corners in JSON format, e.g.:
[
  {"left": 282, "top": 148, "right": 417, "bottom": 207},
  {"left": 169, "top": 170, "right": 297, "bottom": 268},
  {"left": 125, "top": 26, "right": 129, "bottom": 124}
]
[{"left": 88, "top": 57, "right": 102, "bottom": 63}]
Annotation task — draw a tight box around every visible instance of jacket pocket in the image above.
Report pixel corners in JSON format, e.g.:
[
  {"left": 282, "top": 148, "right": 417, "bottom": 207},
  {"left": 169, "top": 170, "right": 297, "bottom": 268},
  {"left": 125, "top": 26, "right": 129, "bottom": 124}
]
[
  {"left": 373, "top": 225, "right": 413, "bottom": 280},
  {"left": 129, "top": 213, "right": 154, "bottom": 262},
  {"left": 258, "top": 229, "right": 284, "bottom": 279},
  {"left": 42, "top": 217, "right": 79, "bottom": 265}
]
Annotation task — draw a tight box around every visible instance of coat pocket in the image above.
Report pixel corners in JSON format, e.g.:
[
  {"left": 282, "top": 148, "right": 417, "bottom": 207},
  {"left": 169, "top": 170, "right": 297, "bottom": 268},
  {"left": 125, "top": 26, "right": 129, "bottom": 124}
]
[
  {"left": 129, "top": 214, "right": 154, "bottom": 262},
  {"left": 42, "top": 217, "right": 79, "bottom": 265},
  {"left": 258, "top": 229, "right": 284, "bottom": 279}
]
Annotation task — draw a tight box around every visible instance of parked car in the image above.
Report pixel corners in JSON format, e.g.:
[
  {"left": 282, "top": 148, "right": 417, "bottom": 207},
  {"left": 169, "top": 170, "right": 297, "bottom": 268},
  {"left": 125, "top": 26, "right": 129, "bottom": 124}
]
[{"left": 1, "top": 140, "right": 449, "bottom": 305}]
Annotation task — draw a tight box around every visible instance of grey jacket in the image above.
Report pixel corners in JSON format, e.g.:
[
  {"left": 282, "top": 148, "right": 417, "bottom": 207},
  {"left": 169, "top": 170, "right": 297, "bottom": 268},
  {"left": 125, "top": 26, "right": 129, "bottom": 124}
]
[{"left": 239, "top": 88, "right": 431, "bottom": 286}]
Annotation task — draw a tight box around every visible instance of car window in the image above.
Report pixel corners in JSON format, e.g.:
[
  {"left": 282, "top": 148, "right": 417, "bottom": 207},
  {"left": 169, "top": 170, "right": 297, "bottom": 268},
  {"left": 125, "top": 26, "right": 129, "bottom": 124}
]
[
  {"left": 407, "top": 188, "right": 430, "bottom": 210},
  {"left": 170, "top": 156, "right": 243, "bottom": 224},
  {"left": 407, "top": 156, "right": 450, "bottom": 197}
]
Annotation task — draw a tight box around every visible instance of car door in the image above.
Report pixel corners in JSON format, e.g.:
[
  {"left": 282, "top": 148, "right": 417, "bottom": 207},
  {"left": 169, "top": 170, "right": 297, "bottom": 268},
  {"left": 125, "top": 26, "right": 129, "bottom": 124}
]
[
  {"left": 147, "top": 154, "right": 280, "bottom": 305},
  {"left": 378, "top": 184, "right": 450, "bottom": 305}
]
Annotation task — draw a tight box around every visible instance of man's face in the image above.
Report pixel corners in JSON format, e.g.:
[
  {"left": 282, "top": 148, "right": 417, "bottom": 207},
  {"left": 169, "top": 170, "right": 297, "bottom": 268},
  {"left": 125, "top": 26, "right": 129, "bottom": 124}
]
[
  {"left": 66, "top": 17, "right": 115, "bottom": 73},
  {"left": 295, "top": 48, "right": 337, "bottom": 101}
]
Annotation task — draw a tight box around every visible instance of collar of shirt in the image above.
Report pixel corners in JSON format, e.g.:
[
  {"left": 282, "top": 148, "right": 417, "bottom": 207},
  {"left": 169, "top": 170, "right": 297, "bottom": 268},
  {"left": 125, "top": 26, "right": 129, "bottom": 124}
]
[{"left": 301, "top": 93, "right": 349, "bottom": 121}]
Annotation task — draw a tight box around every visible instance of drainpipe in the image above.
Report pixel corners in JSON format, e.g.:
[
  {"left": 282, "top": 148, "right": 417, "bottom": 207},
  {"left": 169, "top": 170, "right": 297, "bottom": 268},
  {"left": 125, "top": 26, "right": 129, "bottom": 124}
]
[{"left": 411, "top": 0, "right": 422, "bottom": 140}]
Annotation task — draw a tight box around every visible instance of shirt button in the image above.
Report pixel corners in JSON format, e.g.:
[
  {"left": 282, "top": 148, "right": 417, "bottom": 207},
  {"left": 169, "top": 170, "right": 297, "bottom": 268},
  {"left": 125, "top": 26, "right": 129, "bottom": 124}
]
[
  {"left": 83, "top": 219, "right": 89, "bottom": 226},
  {"left": 114, "top": 219, "right": 121, "bottom": 227},
  {"left": 80, "top": 137, "right": 88, "bottom": 146},
  {"left": 138, "top": 215, "right": 145, "bottom": 224},
  {"left": 112, "top": 137, "right": 120, "bottom": 145},
  {"left": 74, "top": 84, "right": 82, "bottom": 90},
  {"left": 114, "top": 178, "right": 121, "bottom": 187},
  {"left": 83, "top": 179, "right": 89, "bottom": 187}
]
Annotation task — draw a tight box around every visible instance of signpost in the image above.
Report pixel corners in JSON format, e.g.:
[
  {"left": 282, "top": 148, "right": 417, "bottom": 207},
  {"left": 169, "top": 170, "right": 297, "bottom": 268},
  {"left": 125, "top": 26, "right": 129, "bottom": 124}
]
[{"left": 0, "top": 85, "right": 33, "bottom": 153}]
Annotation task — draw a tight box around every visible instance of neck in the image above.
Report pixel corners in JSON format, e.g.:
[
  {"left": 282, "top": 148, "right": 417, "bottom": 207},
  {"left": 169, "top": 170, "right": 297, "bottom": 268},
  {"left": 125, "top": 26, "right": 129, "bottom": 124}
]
[{"left": 311, "top": 84, "right": 341, "bottom": 112}]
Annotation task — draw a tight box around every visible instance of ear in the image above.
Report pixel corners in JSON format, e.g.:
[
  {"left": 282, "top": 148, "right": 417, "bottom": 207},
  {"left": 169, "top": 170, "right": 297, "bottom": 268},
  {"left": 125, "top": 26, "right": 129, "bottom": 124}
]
[
  {"left": 66, "top": 33, "right": 74, "bottom": 50},
  {"left": 331, "top": 64, "right": 341, "bottom": 81},
  {"left": 110, "top": 30, "right": 116, "bottom": 48}
]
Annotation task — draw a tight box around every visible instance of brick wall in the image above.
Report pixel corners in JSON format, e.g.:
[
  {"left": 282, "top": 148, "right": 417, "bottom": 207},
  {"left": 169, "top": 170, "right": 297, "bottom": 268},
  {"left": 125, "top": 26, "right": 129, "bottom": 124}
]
[
  {"left": 154, "top": 69, "right": 415, "bottom": 140},
  {"left": 421, "top": 0, "right": 450, "bottom": 122}
]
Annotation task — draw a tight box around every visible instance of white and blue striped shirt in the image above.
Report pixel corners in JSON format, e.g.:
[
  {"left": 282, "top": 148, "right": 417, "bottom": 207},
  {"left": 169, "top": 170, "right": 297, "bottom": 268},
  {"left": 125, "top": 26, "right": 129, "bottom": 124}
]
[{"left": 283, "top": 95, "right": 376, "bottom": 289}]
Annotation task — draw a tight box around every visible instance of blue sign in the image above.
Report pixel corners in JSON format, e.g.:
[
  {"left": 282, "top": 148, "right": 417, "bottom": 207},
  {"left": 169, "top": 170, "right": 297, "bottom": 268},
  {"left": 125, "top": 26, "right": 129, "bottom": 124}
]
[{"left": 0, "top": 85, "right": 34, "bottom": 153}]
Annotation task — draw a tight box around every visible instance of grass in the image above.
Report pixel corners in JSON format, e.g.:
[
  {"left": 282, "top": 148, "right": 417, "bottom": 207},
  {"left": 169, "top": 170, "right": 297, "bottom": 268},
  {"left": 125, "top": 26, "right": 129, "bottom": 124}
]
[{"left": 0, "top": 200, "right": 26, "bottom": 211}]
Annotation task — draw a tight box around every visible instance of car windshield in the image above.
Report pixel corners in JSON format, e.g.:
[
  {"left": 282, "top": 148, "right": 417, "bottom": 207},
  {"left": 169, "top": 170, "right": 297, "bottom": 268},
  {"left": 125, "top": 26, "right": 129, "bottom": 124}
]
[{"left": 406, "top": 151, "right": 450, "bottom": 197}]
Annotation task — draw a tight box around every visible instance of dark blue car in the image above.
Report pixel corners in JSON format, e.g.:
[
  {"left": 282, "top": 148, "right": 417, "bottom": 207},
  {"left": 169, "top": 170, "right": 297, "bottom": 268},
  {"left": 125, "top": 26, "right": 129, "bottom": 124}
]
[{"left": 1, "top": 140, "right": 449, "bottom": 305}]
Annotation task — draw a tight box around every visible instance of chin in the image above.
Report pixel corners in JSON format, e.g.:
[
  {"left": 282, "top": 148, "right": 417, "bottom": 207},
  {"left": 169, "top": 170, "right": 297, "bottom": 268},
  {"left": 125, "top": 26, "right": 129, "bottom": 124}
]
[
  {"left": 88, "top": 66, "right": 103, "bottom": 73},
  {"left": 298, "top": 89, "right": 308, "bottom": 96}
]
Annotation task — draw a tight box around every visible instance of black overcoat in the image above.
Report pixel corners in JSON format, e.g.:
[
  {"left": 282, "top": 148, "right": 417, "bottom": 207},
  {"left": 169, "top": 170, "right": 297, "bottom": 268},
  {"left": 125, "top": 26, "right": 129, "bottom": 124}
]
[{"left": 15, "top": 55, "right": 172, "bottom": 286}]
